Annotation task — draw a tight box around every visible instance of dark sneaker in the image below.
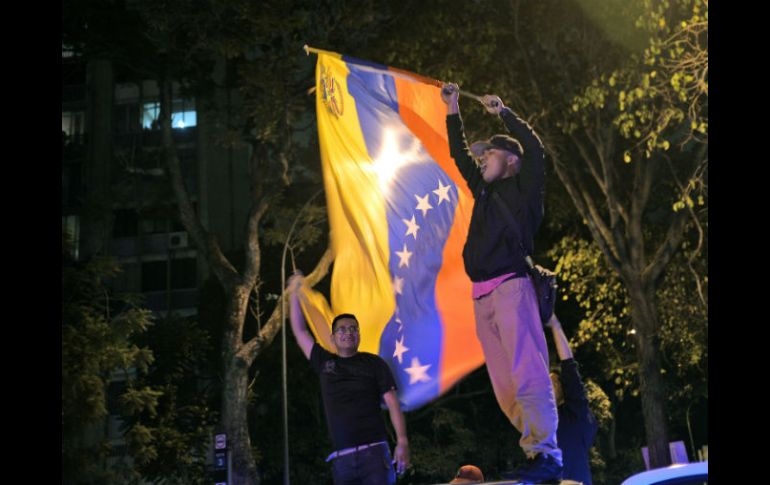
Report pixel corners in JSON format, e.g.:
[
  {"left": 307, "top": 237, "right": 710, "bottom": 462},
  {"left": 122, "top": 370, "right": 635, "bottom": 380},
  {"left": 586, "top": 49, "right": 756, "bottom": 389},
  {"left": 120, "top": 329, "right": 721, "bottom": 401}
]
[{"left": 502, "top": 453, "right": 563, "bottom": 484}]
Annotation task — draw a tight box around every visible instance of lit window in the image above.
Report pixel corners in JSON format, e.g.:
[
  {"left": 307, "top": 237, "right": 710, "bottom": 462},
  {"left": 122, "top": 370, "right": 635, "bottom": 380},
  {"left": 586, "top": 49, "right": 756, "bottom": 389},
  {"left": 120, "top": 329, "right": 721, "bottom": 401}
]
[
  {"left": 142, "top": 102, "right": 160, "bottom": 129},
  {"left": 142, "top": 100, "right": 197, "bottom": 130},
  {"left": 62, "top": 43, "right": 74, "bottom": 58},
  {"left": 62, "top": 214, "right": 80, "bottom": 260},
  {"left": 172, "top": 110, "right": 197, "bottom": 129},
  {"left": 172, "top": 98, "right": 196, "bottom": 129},
  {"left": 62, "top": 111, "right": 85, "bottom": 138}
]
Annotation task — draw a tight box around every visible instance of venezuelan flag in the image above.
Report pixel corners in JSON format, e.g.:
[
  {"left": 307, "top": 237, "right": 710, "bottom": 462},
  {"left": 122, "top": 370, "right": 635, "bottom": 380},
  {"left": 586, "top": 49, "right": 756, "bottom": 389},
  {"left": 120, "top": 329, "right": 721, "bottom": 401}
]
[{"left": 301, "top": 48, "right": 484, "bottom": 410}]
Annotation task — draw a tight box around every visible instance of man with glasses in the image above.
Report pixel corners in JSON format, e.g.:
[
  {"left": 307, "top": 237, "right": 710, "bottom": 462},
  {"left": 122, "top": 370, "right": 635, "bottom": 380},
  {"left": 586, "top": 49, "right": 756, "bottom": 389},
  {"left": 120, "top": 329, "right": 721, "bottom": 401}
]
[
  {"left": 288, "top": 272, "right": 409, "bottom": 485},
  {"left": 440, "top": 84, "right": 562, "bottom": 484}
]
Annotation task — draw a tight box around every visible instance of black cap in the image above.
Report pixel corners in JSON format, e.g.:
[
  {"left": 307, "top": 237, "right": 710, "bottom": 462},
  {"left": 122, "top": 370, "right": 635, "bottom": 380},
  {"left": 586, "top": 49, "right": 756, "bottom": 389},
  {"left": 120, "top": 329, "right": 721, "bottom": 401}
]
[{"left": 470, "top": 134, "right": 523, "bottom": 159}]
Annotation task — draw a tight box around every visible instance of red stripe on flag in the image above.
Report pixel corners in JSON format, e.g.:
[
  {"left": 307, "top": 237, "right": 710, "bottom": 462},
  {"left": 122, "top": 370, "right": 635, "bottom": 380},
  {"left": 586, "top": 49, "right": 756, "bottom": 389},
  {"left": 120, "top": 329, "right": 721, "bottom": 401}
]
[{"left": 393, "top": 77, "right": 484, "bottom": 393}]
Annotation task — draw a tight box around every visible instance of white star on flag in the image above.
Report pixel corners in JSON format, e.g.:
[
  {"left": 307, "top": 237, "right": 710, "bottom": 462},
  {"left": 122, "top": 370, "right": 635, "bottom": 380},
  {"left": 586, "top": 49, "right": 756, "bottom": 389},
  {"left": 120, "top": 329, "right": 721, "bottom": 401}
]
[
  {"left": 402, "top": 215, "right": 420, "bottom": 239},
  {"left": 393, "top": 275, "right": 405, "bottom": 295},
  {"left": 405, "top": 357, "right": 432, "bottom": 384},
  {"left": 433, "top": 179, "right": 452, "bottom": 204},
  {"left": 415, "top": 193, "right": 433, "bottom": 217},
  {"left": 393, "top": 336, "right": 410, "bottom": 364},
  {"left": 395, "top": 243, "right": 413, "bottom": 268}
]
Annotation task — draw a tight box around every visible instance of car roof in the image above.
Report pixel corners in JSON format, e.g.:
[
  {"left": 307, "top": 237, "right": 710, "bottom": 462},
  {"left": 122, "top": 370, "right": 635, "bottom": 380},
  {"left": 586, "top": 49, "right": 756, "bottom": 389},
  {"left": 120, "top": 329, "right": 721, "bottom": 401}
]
[{"left": 620, "top": 461, "right": 708, "bottom": 485}]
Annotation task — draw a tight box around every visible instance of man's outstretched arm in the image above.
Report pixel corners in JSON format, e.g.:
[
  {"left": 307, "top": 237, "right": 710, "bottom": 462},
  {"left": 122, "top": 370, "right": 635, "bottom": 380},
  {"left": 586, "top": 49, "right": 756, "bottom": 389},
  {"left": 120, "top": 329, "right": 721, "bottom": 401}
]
[
  {"left": 547, "top": 313, "right": 574, "bottom": 362},
  {"left": 484, "top": 95, "right": 545, "bottom": 195},
  {"left": 287, "top": 272, "right": 315, "bottom": 360},
  {"left": 442, "top": 83, "right": 483, "bottom": 194}
]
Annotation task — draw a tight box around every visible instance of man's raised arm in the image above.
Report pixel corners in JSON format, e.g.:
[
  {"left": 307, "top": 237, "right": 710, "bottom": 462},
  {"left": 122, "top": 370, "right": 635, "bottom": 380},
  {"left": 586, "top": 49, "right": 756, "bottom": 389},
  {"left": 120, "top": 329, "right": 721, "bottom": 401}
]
[{"left": 287, "top": 272, "right": 315, "bottom": 360}]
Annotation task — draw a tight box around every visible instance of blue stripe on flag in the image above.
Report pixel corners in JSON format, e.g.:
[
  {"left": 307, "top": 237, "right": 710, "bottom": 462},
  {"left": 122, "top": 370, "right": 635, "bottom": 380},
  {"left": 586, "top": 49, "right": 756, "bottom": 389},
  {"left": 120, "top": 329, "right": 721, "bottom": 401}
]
[{"left": 346, "top": 63, "right": 460, "bottom": 410}]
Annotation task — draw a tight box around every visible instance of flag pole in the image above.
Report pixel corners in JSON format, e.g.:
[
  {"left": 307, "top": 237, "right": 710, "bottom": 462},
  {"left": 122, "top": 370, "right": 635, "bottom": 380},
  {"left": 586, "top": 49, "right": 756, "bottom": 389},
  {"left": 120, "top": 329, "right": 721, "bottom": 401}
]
[
  {"left": 279, "top": 188, "right": 324, "bottom": 485},
  {"left": 303, "top": 45, "right": 486, "bottom": 104}
]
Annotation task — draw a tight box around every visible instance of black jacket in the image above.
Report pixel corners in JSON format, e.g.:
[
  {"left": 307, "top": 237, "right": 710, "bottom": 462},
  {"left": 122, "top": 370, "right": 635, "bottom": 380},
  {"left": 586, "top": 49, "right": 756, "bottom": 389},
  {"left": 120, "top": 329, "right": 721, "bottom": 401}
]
[
  {"left": 557, "top": 358, "right": 598, "bottom": 485},
  {"left": 446, "top": 108, "right": 545, "bottom": 282}
]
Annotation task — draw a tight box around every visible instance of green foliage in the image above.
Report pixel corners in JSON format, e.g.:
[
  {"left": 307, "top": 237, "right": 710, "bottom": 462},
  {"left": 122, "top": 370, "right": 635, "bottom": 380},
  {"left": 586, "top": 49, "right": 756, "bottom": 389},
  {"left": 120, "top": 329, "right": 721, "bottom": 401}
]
[
  {"left": 574, "top": 0, "right": 649, "bottom": 52},
  {"left": 566, "top": 0, "right": 707, "bottom": 161},
  {"left": 123, "top": 314, "right": 220, "bottom": 484},
  {"left": 586, "top": 379, "right": 613, "bottom": 430},
  {"left": 550, "top": 237, "right": 633, "bottom": 394},
  {"left": 63, "top": 232, "right": 218, "bottom": 484},
  {"left": 548, "top": 234, "right": 707, "bottom": 405},
  {"left": 121, "top": 386, "right": 164, "bottom": 417},
  {"left": 593, "top": 441, "right": 647, "bottom": 484},
  {"left": 262, "top": 202, "right": 327, "bottom": 255},
  {"left": 546, "top": 5, "right": 707, "bottom": 466},
  {"left": 655, "top": 242, "right": 708, "bottom": 409},
  {"left": 62, "top": 239, "right": 156, "bottom": 484},
  {"left": 409, "top": 407, "right": 479, "bottom": 479}
]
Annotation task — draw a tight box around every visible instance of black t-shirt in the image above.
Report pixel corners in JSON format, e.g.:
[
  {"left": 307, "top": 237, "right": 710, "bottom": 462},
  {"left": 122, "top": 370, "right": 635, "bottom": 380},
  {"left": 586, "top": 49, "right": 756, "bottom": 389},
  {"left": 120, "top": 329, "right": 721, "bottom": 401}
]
[{"left": 310, "top": 343, "right": 397, "bottom": 450}]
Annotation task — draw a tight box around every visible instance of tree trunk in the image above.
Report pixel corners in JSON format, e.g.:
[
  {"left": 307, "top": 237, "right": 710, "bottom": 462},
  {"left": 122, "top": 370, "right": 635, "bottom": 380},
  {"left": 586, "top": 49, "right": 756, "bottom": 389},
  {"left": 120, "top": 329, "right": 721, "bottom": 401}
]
[
  {"left": 222, "top": 300, "right": 258, "bottom": 485},
  {"left": 82, "top": 58, "right": 113, "bottom": 259},
  {"left": 220, "top": 285, "right": 259, "bottom": 484},
  {"left": 628, "top": 281, "right": 671, "bottom": 469},
  {"left": 222, "top": 352, "right": 258, "bottom": 484}
]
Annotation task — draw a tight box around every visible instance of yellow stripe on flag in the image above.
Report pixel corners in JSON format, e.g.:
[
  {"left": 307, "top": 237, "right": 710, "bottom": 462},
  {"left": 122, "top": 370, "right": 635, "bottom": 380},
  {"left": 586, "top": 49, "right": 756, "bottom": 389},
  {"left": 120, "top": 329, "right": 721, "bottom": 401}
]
[{"left": 304, "top": 53, "right": 395, "bottom": 354}]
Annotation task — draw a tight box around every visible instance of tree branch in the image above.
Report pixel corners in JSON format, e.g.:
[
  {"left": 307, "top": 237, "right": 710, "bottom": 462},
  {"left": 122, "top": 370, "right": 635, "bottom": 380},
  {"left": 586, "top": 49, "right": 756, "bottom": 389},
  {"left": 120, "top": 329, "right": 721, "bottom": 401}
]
[
  {"left": 643, "top": 208, "right": 688, "bottom": 289},
  {"left": 239, "top": 247, "right": 334, "bottom": 364},
  {"left": 644, "top": 150, "right": 707, "bottom": 288},
  {"left": 662, "top": 150, "right": 708, "bottom": 308},
  {"left": 594, "top": 124, "right": 630, "bottom": 227},
  {"left": 572, "top": 132, "right": 608, "bottom": 202},
  {"left": 550, "top": 150, "right": 624, "bottom": 273},
  {"left": 241, "top": 198, "right": 270, "bottom": 287},
  {"left": 160, "top": 77, "right": 240, "bottom": 290},
  {"left": 627, "top": 159, "right": 646, "bottom": 270}
]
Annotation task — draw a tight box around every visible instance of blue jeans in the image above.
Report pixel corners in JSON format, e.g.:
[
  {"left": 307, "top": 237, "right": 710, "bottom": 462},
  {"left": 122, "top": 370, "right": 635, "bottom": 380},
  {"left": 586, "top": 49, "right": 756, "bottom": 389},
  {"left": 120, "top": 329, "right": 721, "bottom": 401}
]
[{"left": 330, "top": 444, "right": 396, "bottom": 485}]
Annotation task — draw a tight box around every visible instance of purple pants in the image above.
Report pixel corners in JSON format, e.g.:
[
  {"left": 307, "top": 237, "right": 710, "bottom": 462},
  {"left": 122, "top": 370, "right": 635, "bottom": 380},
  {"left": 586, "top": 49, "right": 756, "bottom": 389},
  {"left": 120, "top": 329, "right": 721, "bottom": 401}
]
[{"left": 473, "top": 276, "right": 562, "bottom": 462}]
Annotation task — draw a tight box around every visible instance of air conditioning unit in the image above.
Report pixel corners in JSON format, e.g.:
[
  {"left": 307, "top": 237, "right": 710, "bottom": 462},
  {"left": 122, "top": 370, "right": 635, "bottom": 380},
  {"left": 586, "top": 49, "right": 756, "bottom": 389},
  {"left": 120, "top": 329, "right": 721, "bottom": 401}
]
[{"left": 168, "top": 232, "right": 189, "bottom": 249}]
